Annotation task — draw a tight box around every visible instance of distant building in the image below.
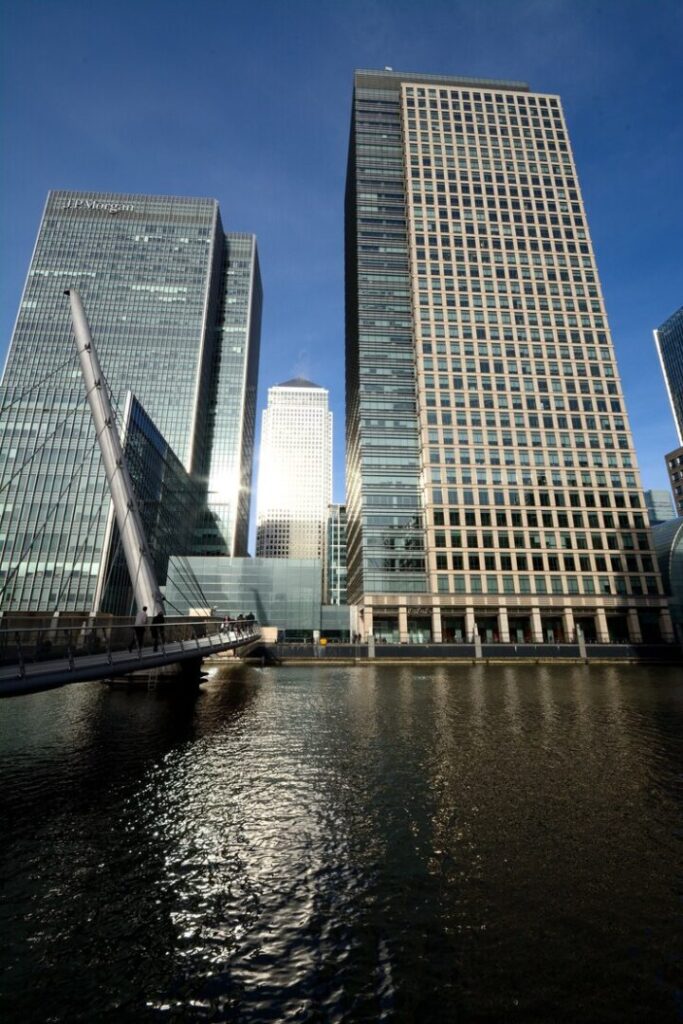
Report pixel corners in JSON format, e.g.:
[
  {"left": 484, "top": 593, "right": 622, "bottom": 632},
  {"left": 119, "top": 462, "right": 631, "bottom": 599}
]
[
  {"left": 325, "top": 503, "right": 347, "bottom": 604},
  {"left": 0, "top": 191, "right": 261, "bottom": 612},
  {"left": 345, "top": 68, "right": 672, "bottom": 644},
  {"left": 166, "top": 555, "right": 323, "bottom": 635},
  {"left": 165, "top": 554, "right": 350, "bottom": 639},
  {"left": 654, "top": 306, "right": 683, "bottom": 444},
  {"left": 255, "top": 379, "right": 332, "bottom": 560},
  {"left": 644, "top": 489, "right": 676, "bottom": 527},
  {"left": 665, "top": 446, "right": 683, "bottom": 517}
]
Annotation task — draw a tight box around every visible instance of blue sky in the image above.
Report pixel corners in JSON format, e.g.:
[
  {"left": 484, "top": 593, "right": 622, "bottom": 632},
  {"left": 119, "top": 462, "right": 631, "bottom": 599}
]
[{"left": 2, "top": 0, "right": 682, "bottom": 520}]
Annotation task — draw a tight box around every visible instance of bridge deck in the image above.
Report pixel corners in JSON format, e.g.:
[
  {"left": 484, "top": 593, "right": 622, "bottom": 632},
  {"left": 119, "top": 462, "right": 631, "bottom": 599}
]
[{"left": 0, "top": 629, "right": 261, "bottom": 698}]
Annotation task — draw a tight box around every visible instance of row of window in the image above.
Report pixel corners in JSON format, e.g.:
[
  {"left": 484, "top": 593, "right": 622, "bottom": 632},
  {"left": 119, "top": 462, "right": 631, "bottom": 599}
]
[
  {"left": 431, "top": 504, "right": 645, "bottom": 526},
  {"left": 431, "top": 574, "right": 659, "bottom": 597},
  {"left": 433, "top": 549, "right": 655, "bottom": 574},
  {"left": 425, "top": 483, "right": 642, "bottom": 507},
  {"left": 403, "top": 137, "right": 573, "bottom": 171},
  {"left": 433, "top": 529, "right": 651, "bottom": 556},
  {"left": 404, "top": 85, "right": 558, "bottom": 105}
]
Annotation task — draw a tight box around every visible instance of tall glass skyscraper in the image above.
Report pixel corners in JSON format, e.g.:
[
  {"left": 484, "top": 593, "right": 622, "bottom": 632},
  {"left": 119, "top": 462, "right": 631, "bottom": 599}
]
[
  {"left": 345, "top": 70, "right": 673, "bottom": 645},
  {"left": 0, "top": 190, "right": 261, "bottom": 612},
  {"left": 255, "top": 379, "right": 332, "bottom": 560},
  {"left": 654, "top": 305, "right": 683, "bottom": 444},
  {"left": 203, "top": 233, "right": 262, "bottom": 556}
]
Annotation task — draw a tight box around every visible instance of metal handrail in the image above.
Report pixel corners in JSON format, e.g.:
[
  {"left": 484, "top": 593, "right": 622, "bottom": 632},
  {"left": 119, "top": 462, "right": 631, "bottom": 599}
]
[{"left": 0, "top": 618, "right": 261, "bottom": 674}]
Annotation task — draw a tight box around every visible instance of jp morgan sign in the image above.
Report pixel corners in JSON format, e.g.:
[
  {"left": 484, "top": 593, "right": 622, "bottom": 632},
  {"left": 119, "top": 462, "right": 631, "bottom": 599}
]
[{"left": 61, "top": 199, "right": 136, "bottom": 215}]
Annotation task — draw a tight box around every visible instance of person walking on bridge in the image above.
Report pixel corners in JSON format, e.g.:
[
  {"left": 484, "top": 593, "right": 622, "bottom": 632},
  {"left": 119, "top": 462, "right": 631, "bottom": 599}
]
[
  {"left": 151, "top": 605, "right": 165, "bottom": 652},
  {"left": 129, "top": 606, "right": 148, "bottom": 652}
]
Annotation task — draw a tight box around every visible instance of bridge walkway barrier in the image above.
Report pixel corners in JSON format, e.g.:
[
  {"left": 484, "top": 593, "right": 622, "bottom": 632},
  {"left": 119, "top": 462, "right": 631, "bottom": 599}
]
[{"left": 0, "top": 617, "right": 261, "bottom": 697}]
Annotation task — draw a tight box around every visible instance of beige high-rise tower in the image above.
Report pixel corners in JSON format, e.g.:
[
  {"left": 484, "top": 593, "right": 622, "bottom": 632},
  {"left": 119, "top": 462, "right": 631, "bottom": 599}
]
[
  {"left": 345, "top": 69, "right": 673, "bottom": 645},
  {"left": 256, "top": 379, "right": 332, "bottom": 559}
]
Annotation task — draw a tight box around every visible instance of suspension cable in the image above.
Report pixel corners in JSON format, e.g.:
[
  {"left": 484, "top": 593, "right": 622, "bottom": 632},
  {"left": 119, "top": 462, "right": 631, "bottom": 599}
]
[
  {"left": 93, "top": 505, "right": 131, "bottom": 613},
  {"left": 50, "top": 502, "right": 106, "bottom": 614},
  {"left": 0, "top": 445, "right": 97, "bottom": 602},
  {"left": 166, "top": 554, "right": 207, "bottom": 612},
  {"left": 103, "top": 381, "right": 213, "bottom": 614},
  {"left": 0, "top": 352, "right": 79, "bottom": 418},
  {"left": 91, "top": 367, "right": 214, "bottom": 616},
  {"left": 1, "top": 359, "right": 213, "bottom": 617},
  {"left": 174, "top": 553, "right": 212, "bottom": 609},
  {"left": 0, "top": 392, "right": 89, "bottom": 497}
]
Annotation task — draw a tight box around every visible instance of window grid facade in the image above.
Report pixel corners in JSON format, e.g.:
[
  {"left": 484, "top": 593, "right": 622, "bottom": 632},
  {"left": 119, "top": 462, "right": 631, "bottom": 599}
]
[
  {"left": 346, "top": 70, "right": 672, "bottom": 645},
  {"left": 99, "top": 392, "right": 203, "bottom": 615},
  {"left": 0, "top": 191, "right": 261, "bottom": 612}
]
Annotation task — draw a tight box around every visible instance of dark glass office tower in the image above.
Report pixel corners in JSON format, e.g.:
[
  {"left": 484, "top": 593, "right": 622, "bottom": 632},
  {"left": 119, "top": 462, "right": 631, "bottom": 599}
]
[
  {"left": 203, "top": 234, "right": 262, "bottom": 556},
  {"left": 98, "top": 392, "right": 203, "bottom": 614},
  {"left": 654, "top": 305, "right": 683, "bottom": 445},
  {"left": 345, "top": 72, "right": 426, "bottom": 600},
  {"left": 0, "top": 191, "right": 261, "bottom": 612},
  {"left": 345, "top": 70, "right": 672, "bottom": 645}
]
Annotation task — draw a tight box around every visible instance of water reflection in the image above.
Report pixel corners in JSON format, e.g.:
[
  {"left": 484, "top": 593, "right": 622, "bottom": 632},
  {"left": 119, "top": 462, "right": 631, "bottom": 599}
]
[{"left": 1, "top": 664, "right": 682, "bottom": 1022}]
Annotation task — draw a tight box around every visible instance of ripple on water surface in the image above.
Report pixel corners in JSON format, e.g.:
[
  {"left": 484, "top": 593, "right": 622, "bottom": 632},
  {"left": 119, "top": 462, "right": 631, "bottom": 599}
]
[{"left": 1, "top": 663, "right": 682, "bottom": 1023}]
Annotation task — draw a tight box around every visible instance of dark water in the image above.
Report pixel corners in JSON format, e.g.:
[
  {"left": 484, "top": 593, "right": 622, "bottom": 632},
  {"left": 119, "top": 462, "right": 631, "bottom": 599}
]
[{"left": 1, "top": 664, "right": 682, "bottom": 1023}]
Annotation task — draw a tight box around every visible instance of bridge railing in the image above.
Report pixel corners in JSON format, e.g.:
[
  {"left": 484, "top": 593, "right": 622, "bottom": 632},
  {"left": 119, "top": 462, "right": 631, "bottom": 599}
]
[{"left": 0, "top": 617, "right": 260, "bottom": 673}]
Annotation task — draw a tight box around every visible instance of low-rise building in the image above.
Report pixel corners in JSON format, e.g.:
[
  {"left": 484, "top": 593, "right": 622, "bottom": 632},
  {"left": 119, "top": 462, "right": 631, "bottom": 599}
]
[{"left": 164, "top": 556, "right": 350, "bottom": 639}]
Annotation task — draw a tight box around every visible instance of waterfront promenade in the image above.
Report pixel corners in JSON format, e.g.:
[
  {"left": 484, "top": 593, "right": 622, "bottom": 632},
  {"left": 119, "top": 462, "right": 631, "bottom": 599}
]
[{"left": 255, "top": 640, "right": 682, "bottom": 666}]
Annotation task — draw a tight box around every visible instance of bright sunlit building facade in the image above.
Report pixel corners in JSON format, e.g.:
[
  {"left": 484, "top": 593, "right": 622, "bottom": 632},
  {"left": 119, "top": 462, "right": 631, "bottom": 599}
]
[{"left": 255, "top": 379, "right": 332, "bottom": 560}]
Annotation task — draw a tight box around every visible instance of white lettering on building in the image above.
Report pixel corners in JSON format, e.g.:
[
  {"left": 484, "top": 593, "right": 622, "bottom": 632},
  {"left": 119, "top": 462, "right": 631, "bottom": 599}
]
[{"left": 60, "top": 199, "right": 136, "bottom": 215}]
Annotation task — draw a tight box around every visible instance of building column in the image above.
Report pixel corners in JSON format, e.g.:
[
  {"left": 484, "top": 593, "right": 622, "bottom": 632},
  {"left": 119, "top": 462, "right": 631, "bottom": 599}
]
[
  {"left": 398, "top": 604, "right": 408, "bottom": 644},
  {"left": 431, "top": 606, "right": 442, "bottom": 643},
  {"left": 659, "top": 606, "right": 675, "bottom": 643},
  {"left": 595, "top": 606, "right": 610, "bottom": 643},
  {"left": 530, "top": 606, "right": 543, "bottom": 644},
  {"left": 627, "top": 608, "right": 642, "bottom": 644},
  {"left": 497, "top": 606, "right": 510, "bottom": 643},
  {"left": 562, "top": 606, "right": 575, "bottom": 644},
  {"left": 465, "top": 606, "right": 475, "bottom": 643},
  {"left": 363, "top": 605, "right": 373, "bottom": 642}
]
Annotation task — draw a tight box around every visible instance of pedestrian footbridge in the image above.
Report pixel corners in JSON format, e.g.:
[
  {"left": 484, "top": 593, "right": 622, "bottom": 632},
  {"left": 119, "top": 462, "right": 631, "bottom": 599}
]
[{"left": 0, "top": 617, "right": 261, "bottom": 698}]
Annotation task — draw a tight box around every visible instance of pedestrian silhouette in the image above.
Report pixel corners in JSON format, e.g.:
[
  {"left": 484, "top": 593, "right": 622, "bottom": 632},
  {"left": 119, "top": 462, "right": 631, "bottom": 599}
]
[{"left": 129, "top": 606, "right": 148, "bottom": 652}]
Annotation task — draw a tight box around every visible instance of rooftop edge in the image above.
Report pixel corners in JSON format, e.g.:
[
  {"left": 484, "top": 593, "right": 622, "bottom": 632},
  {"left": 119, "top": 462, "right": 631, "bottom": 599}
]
[{"left": 354, "top": 68, "right": 530, "bottom": 93}]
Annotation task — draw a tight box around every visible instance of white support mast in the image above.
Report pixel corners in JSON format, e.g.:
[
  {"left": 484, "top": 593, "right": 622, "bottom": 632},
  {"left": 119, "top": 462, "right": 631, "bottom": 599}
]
[{"left": 66, "top": 288, "right": 162, "bottom": 615}]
